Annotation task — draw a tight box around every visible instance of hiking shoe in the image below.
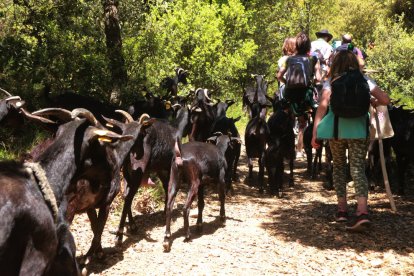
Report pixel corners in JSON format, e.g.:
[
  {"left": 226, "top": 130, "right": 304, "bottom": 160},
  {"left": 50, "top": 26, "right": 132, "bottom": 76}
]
[
  {"left": 335, "top": 211, "right": 349, "bottom": 222},
  {"left": 346, "top": 213, "right": 372, "bottom": 232}
]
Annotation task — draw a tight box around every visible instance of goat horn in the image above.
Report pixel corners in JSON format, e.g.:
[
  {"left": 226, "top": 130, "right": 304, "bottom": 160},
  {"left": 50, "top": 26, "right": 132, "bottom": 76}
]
[
  {"left": 0, "top": 87, "right": 12, "bottom": 97},
  {"left": 5, "top": 96, "right": 21, "bottom": 102},
  {"left": 172, "top": 103, "right": 182, "bottom": 109},
  {"left": 19, "top": 108, "right": 56, "bottom": 124},
  {"left": 32, "top": 108, "right": 72, "bottom": 122},
  {"left": 71, "top": 108, "right": 99, "bottom": 126},
  {"left": 115, "top": 109, "right": 133, "bottom": 123},
  {"left": 195, "top": 88, "right": 202, "bottom": 94},
  {"left": 203, "top": 89, "right": 212, "bottom": 101},
  {"left": 138, "top": 113, "right": 150, "bottom": 124},
  {"left": 206, "top": 136, "right": 217, "bottom": 144},
  {"left": 213, "top": 132, "right": 223, "bottom": 136},
  {"left": 177, "top": 68, "right": 184, "bottom": 75}
]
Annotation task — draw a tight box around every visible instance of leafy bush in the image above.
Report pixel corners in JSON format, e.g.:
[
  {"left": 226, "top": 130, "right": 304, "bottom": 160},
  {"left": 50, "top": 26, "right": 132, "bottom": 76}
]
[{"left": 367, "top": 17, "right": 414, "bottom": 107}]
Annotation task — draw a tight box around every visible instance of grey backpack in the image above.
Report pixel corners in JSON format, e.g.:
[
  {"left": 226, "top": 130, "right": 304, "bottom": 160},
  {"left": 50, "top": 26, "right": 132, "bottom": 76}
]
[{"left": 285, "top": 56, "right": 312, "bottom": 89}]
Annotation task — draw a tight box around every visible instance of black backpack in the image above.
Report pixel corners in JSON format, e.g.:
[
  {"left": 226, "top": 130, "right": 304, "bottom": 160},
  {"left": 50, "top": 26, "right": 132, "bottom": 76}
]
[
  {"left": 285, "top": 56, "right": 312, "bottom": 89},
  {"left": 330, "top": 69, "right": 371, "bottom": 139},
  {"left": 330, "top": 69, "right": 371, "bottom": 118}
]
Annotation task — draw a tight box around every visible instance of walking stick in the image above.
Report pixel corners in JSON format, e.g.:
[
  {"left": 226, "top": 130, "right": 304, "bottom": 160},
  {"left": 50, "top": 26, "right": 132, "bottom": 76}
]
[{"left": 373, "top": 106, "right": 397, "bottom": 212}]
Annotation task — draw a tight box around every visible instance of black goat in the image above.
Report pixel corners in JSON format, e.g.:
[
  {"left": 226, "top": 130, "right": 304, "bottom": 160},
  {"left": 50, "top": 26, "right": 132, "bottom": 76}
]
[
  {"left": 189, "top": 88, "right": 216, "bottom": 142},
  {"left": 213, "top": 99, "right": 235, "bottom": 118},
  {"left": 0, "top": 108, "right": 131, "bottom": 275},
  {"left": 370, "top": 105, "right": 414, "bottom": 194},
  {"left": 245, "top": 115, "right": 269, "bottom": 193},
  {"left": 160, "top": 67, "right": 189, "bottom": 97},
  {"left": 163, "top": 134, "right": 232, "bottom": 252},
  {"left": 44, "top": 90, "right": 124, "bottom": 125},
  {"left": 127, "top": 91, "right": 172, "bottom": 120},
  {"left": 243, "top": 74, "right": 271, "bottom": 120},
  {"left": 265, "top": 100, "right": 295, "bottom": 196},
  {"left": 244, "top": 86, "right": 270, "bottom": 192},
  {"left": 0, "top": 88, "right": 26, "bottom": 127},
  {"left": 114, "top": 111, "right": 190, "bottom": 245},
  {"left": 210, "top": 116, "right": 241, "bottom": 191},
  {"left": 303, "top": 117, "right": 333, "bottom": 189}
]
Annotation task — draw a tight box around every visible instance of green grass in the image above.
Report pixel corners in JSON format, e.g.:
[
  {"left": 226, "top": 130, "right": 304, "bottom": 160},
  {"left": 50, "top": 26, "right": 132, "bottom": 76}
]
[
  {"left": 225, "top": 100, "right": 249, "bottom": 137},
  {"left": 0, "top": 126, "right": 50, "bottom": 161}
]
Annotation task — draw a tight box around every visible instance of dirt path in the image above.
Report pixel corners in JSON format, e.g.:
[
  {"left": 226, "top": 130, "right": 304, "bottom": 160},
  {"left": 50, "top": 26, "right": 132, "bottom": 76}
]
[{"left": 72, "top": 148, "right": 414, "bottom": 275}]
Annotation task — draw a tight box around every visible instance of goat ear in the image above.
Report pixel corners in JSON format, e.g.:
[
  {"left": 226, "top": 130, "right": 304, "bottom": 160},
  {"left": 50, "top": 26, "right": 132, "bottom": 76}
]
[
  {"left": 6, "top": 98, "right": 24, "bottom": 109},
  {"left": 225, "top": 99, "right": 235, "bottom": 108},
  {"left": 102, "top": 115, "right": 125, "bottom": 132},
  {"left": 89, "top": 127, "right": 133, "bottom": 143},
  {"left": 142, "top": 118, "right": 156, "bottom": 127},
  {"left": 232, "top": 116, "right": 241, "bottom": 122},
  {"left": 212, "top": 132, "right": 223, "bottom": 137}
]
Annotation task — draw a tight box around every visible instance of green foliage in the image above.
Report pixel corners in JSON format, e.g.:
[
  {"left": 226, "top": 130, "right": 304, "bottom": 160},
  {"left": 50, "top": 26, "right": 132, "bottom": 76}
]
[
  {"left": 326, "top": 0, "right": 388, "bottom": 46},
  {"left": 0, "top": 0, "right": 413, "bottom": 135},
  {"left": 124, "top": 0, "right": 257, "bottom": 99},
  {"left": 0, "top": 126, "right": 49, "bottom": 160},
  {"left": 367, "top": 17, "right": 414, "bottom": 108}
]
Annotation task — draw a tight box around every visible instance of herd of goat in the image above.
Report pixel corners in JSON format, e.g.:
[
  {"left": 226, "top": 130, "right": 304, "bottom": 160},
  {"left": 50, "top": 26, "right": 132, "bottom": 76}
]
[{"left": 0, "top": 68, "right": 413, "bottom": 275}]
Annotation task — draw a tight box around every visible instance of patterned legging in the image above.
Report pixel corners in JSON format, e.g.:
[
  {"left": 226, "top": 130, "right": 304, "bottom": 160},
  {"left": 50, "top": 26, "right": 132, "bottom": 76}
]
[{"left": 329, "top": 139, "right": 369, "bottom": 198}]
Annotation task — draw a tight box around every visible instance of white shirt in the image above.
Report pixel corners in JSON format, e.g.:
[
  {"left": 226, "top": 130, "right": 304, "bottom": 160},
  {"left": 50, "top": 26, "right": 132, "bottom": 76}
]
[{"left": 311, "top": 38, "right": 333, "bottom": 71}]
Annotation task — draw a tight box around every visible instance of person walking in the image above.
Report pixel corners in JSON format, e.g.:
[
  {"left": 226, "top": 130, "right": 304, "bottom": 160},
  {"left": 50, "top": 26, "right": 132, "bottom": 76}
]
[
  {"left": 277, "top": 37, "right": 296, "bottom": 100},
  {"left": 311, "top": 48, "right": 390, "bottom": 232},
  {"left": 278, "top": 32, "right": 321, "bottom": 159},
  {"left": 311, "top": 29, "right": 333, "bottom": 80}
]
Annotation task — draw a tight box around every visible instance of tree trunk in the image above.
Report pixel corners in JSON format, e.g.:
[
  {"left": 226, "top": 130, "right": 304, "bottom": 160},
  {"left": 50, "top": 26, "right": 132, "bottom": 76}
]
[{"left": 102, "top": 0, "right": 127, "bottom": 104}]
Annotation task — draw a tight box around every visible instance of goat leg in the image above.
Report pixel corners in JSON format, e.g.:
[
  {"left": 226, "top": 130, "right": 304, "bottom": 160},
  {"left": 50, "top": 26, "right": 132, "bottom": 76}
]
[
  {"left": 218, "top": 169, "right": 226, "bottom": 222},
  {"left": 86, "top": 206, "right": 109, "bottom": 258},
  {"left": 258, "top": 154, "right": 265, "bottom": 193},
  {"left": 184, "top": 178, "right": 200, "bottom": 241},
  {"left": 164, "top": 161, "right": 180, "bottom": 252},
  {"left": 115, "top": 171, "right": 141, "bottom": 246},
  {"left": 196, "top": 183, "right": 205, "bottom": 229},
  {"left": 232, "top": 145, "right": 241, "bottom": 182},
  {"left": 247, "top": 157, "right": 253, "bottom": 183},
  {"left": 288, "top": 157, "right": 294, "bottom": 187}
]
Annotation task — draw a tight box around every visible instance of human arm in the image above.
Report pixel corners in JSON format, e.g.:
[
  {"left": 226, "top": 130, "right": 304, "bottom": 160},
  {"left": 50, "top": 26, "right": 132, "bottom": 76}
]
[
  {"left": 314, "top": 59, "right": 322, "bottom": 83},
  {"left": 311, "top": 87, "right": 331, "bottom": 149},
  {"left": 365, "top": 76, "right": 390, "bottom": 107},
  {"left": 277, "top": 67, "right": 287, "bottom": 84},
  {"left": 370, "top": 85, "right": 390, "bottom": 107}
]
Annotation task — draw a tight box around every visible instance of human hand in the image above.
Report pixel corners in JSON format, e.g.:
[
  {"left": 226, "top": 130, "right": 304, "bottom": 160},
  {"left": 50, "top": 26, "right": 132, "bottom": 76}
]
[{"left": 311, "top": 137, "right": 321, "bottom": 149}]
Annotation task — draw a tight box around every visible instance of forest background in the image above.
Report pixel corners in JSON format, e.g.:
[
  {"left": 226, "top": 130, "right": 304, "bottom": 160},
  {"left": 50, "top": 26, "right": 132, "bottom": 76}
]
[{"left": 0, "top": 0, "right": 413, "bottom": 156}]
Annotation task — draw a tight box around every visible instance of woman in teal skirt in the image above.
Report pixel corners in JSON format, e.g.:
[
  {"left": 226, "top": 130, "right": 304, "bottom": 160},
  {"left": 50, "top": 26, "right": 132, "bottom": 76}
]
[{"left": 311, "top": 49, "right": 390, "bottom": 231}]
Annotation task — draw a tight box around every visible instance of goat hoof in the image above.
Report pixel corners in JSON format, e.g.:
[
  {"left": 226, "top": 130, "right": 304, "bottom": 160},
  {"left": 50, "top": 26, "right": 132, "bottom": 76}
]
[
  {"left": 81, "top": 267, "right": 88, "bottom": 276},
  {"left": 163, "top": 240, "right": 171, "bottom": 252}
]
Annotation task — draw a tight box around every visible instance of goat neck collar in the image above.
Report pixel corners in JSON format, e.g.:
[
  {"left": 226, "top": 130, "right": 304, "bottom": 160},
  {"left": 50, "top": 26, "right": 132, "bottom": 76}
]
[{"left": 24, "top": 162, "right": 59, "bottom": 223}]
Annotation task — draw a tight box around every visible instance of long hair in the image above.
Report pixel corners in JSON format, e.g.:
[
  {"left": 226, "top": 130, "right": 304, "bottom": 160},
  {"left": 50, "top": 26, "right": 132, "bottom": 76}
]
[
  {"left": 329, "top": 50, "right": 360, "bottom": 78},
  {"left": 295, "top": 32, "right": 311, "bottom": 55},
  {"left": 282, "top": 37, "right": 296, "bottom": 56}
]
